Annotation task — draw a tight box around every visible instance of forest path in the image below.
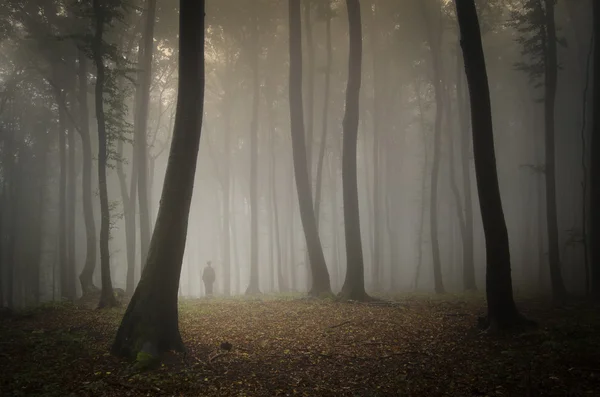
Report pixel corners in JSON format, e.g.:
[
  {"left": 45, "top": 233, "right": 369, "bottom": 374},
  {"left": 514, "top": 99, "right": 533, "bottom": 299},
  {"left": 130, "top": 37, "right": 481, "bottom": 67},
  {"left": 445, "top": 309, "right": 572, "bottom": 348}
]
[{"left": 0, "top": 295, "right": 599, "bottom": 396}]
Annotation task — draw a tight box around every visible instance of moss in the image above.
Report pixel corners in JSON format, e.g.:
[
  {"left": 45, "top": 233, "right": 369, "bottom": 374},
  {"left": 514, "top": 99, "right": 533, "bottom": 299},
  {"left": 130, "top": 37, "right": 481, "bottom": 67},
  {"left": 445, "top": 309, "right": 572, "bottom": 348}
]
[{"left": 134, "top": 350, "right": 160, "bottom": 371}]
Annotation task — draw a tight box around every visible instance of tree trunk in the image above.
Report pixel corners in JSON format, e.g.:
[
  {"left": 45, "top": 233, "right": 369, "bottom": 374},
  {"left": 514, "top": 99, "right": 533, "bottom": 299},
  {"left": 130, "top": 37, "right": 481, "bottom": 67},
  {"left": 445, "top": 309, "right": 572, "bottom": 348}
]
[
  {"left": 591, "top": 0, "right": 600, "bottom": 299},
  {"left": 455, "top": 0, "right": 527, "bottom": 329},
  {"left": 369, "top": 4, "right": 382, "bottom": 291},
  {"left": 456, "top": 47, "right": 476, "bottom": 291},
  {"left": 339, "top": 0, "right": 368, "bottom": 301},
  {"left": 414, "top": 81, "right": 428, "bottom": 290},
  {"left": 77, "top": 53, "right": 98, "bottom": 295},
  {"left": 112, "top": 0, "right": 205, "bottom": 358},
  {"left": 67, "top": 122, "right": 76, "bottom": 299},
  {"left": 314, "top": 8, "right": 332, "bottom": 234},
  {"left": 422, "top": 1, "right": 445, "bottom": 294},
  {"left": 289, "top": 0, "right": 332, "bottom": 297},
  {"left": 543, "top": 0, "right": 567, "bottom": 301},
  {"left": 116, "top": 138, "right": 138, "bottom": 295},
  {"left": 246, "top": 12, "right": 261, "bottom": 295},
  {"left": 445, "top": 82, "right": 469, "bottom": 292},
  {"left": 136, "top": 0, "right": 157, "bottom": 272},
  {"left": 56, "top": 90, "right": 73, "bottom": 301},
  {"left": 303, "top": 0, "right": 316, "bottom": 293},
  {"left": 92, "top": 0, "right": 117, "bottom": 309}
]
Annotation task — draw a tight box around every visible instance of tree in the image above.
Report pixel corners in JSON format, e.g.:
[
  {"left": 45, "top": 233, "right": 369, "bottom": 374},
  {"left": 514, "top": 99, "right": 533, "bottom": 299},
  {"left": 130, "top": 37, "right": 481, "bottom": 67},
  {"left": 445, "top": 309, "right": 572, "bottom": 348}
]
[
  {"left": 112, "top": 0, "right": 205, "bottom": 358},
  {"left": 456, "top": 48, "right": 476, "bottom": 291},
  {"left": 288, "top": 0, "right": 331, "bottom": 297},
  {"left": 136, "top": 0, "right": 157, "bottom": 271},
  {"left": 511, "top": 0, "right": 567, "bottom": 300},
  {"left": 246, "top": 9, "right": 261, "bottom": 295},
  {"left": 77, "top": 52, "right": 98, "bottom": 295},
  {"left": 420, "top": 0, "right": 445, "bottom": 294},
  {"left": 591, "top": 0, "right": 600, "bottom": 300},
  {"left": 92, "top": 0, "right": 118, "bottom": 309},
  {"left": 454, "top": 0, "right": 528, "bottom": 329},
  {"left": 339, "top": 0, "right": 368, "bottom": 301}
]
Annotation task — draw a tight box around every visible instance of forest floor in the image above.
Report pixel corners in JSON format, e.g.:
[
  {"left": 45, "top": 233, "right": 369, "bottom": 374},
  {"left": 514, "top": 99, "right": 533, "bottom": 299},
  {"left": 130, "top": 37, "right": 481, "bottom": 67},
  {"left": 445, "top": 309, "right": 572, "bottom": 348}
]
[{"left": 1, "top": 293, "right": 599, "bottom": 397}]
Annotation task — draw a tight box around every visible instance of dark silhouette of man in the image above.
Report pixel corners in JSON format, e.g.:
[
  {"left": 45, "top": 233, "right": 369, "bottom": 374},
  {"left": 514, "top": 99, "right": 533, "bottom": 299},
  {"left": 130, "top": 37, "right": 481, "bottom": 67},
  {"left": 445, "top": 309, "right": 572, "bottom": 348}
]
[{"left": 202, "top": 260, "right": 216, "bottom": 296}]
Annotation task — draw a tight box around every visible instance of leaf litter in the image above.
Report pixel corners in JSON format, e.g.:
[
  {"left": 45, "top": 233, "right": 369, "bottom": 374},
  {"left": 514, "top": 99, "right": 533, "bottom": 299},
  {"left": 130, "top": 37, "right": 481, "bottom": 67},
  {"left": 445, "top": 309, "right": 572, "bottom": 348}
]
[{"left": 1, "top": 295, "right": 599, "bottom": 396}]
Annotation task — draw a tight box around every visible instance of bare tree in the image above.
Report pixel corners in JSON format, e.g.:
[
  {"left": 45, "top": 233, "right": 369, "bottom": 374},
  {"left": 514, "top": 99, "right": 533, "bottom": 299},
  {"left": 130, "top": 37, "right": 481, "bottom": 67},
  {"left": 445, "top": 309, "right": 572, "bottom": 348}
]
[
  {"left": 111, "top": 0, "right": 206, "bottom": 358},
  {"left": 454, "top": 0, "right": 529, "bottom": 329},
  {"left": 288, "top": 0, "right": 331, "bottom": 297},
  {"left": 339, "top": 0, "right": 368, "bottom": 301}
]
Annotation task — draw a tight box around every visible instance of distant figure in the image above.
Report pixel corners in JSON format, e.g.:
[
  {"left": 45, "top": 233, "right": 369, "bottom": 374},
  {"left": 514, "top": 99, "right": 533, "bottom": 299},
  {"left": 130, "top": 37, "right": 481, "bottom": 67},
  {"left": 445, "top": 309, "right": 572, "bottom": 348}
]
[{"left": 202, "top": 261, "right": 216, "bottom": 296}]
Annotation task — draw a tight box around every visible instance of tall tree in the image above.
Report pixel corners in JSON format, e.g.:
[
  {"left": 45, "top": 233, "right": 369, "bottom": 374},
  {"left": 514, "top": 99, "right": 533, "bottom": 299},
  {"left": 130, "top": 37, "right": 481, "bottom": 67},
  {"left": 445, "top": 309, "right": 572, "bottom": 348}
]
[
  {"left": 136, "top": 0, "right": 157, "bottom": 271},
  {"left": 454, "top": 0, "right": 527, "bottom": 329},
  {"left": 288, "top": 0, "right": 331, "bottom": 297},
  {"left": 92, "top": 0, "right": 117, "bottom": 309},
  {"left": 314, "top": 1, "right": 333, "bottom": 228},
  {"left": 511, "top": 0, "right": 567, "bottom": 300},
  {"left": 542, "top": 0, "right": 567, "bottom": 300},
  {"left": 246, "top": 9, "right": 261, "bottom": 295},
  {"left": 339, "top": 0, "right": 368, "bottom": 301},
  {"left": 77, "top": 52, "right": 98, "bottom": 295},
  {"left": 591, "top": 0, "right": 600, "bottom": 300},
  {"left": 456, "top": 48, "right": 476, "bottom": 291},
  {"left": 420, "top": 0, "right": 445, "bottom": 294},
  {"left": 112, "top": 0, "right": 206, "bottom": 358}
]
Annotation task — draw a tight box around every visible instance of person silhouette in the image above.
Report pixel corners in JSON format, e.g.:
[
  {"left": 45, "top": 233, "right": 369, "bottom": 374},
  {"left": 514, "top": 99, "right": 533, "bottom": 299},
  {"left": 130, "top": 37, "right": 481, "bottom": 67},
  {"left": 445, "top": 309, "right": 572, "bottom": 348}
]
[{"left": 202, "top": 260, "right": 216, "bottom": 296}]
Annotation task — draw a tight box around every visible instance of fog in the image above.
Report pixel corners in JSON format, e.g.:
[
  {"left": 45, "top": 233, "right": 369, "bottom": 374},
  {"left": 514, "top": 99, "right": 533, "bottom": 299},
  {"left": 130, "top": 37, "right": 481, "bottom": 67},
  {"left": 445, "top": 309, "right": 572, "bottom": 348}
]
[{"left": 0, "top": 0, "right": 592, "bottom": 308}]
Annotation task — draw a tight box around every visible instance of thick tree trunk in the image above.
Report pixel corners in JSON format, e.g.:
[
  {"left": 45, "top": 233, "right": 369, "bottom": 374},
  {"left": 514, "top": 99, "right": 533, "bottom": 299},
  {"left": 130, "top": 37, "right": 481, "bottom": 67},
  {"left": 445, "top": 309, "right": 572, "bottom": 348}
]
[
  {"left": 339, "top": 0, "right": 368, "bottom": 301},
  {"left": 246, "top": 13, "right": 261, "bottom": 295},
  {"left": 591, "top": 0, "right": 600, "bottom": 299},
  {"left": 112, "top": 0, "right": 205, "bottom": 358},
  {"left": 76, "top": 53, "right": 98, "bottom": 295},
  {"left": 456, "top": 49, "right": 476, "bottom": 291},
  {"left": 543, "top": 0, "right": 567, "bottom": 301},
  {"left": 136, "top": 0, "right": 157, "bottom": 272},
  {"left": 289, "top": 0, "right": 331, "bottom": 296},
  {"left": 92, "top": 0, "right": 117, "bottom": 309},
  {"left": 455, "top": 0, "right": 527, "bottom": 329}
]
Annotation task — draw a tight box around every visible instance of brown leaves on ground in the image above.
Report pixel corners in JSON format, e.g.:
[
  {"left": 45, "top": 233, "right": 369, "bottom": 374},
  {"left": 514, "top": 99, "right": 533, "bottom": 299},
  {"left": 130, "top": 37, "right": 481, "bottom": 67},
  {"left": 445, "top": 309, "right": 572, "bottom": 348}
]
[{"left": 1, "top": 295, "right": 599, "bottom": 396}]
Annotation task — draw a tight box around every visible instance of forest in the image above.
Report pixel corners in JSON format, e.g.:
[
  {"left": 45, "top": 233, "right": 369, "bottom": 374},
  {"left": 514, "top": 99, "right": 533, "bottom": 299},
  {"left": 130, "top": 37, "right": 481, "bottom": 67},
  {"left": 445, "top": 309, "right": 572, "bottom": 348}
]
[{"left": 0, "top": 0, "right": 599, "bottom": 395}]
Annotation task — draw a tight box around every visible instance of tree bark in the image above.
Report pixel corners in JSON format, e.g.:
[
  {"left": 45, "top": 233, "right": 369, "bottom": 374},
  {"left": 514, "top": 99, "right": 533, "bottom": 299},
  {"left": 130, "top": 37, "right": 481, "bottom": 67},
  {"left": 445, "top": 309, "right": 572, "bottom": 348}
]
[
  {"left": 455, "top": 0, "right": 527, "bottom": 329},
  {"left": 339, "top": 0, "right": 368, "bottom": 301},
  {"left": 246, "top": 12, "right": 261, "bottom": 295},
  {"left": 92, "top": 0, "right": 117, "bottom": 309},
  {"left": 288, "top": 0, "right": 331, "bottom": 297},
  {"left": 112, "top": 0, "right": 205, "bottom": 358},
  {"left": 591, "top": 0, "right": 600, "bottom": 299},
  {"left": 136, "top": 0, "right": 157, "bottom": 272},
  {"left": 76, "top": 52, "right": 98, "bottom": 295},
  {"left": 543, "top": 0, "right": 567, "bottom": 301}
]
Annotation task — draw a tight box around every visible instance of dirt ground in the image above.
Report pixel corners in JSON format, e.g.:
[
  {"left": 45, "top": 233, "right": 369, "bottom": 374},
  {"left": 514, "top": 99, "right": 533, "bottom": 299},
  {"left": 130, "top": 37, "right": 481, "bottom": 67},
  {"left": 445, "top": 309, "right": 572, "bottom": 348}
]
[{"left": 1, "top": 294, "right": 599, "bottom": 396}]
